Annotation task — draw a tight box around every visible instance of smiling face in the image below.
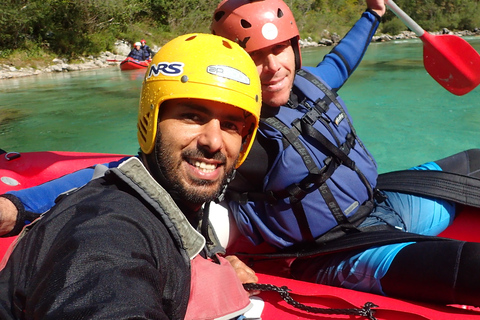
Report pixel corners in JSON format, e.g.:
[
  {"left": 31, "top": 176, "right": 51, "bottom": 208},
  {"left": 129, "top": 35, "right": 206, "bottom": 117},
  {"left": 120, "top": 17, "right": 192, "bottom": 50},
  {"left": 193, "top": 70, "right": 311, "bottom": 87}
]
[
  {"left": 249, "top": 40, "right": 296, "bottom": 108},
  {"left": 155, "top": 98, "right": 246, "bottom": 209}
]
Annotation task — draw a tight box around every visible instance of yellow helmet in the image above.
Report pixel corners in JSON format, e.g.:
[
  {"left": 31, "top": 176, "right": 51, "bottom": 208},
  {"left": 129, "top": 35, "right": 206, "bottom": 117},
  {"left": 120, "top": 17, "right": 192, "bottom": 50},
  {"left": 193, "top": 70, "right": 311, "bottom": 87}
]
[{"left": 137, "top": 33, "right": 261, "bottom": 167}]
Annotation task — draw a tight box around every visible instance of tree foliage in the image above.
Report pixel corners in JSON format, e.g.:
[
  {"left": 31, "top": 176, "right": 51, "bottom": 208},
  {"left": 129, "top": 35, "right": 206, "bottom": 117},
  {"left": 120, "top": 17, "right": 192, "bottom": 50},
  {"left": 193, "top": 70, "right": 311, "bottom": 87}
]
[{"left": 1, "top": 0, "right": 479, "bottom": 57}]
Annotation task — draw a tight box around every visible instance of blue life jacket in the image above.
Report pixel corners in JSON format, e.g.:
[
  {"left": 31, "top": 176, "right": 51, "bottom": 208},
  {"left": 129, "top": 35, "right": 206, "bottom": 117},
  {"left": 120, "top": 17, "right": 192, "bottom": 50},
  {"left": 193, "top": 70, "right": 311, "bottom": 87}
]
[
  {"left": 128, "top": 48, "right": 146, "bottom": 61},
  {"left": 229, "top": 69, "right": 378, "bottom": 249},
  {"left": 142, "top": 45, "right": 152, "bottom": 59}
]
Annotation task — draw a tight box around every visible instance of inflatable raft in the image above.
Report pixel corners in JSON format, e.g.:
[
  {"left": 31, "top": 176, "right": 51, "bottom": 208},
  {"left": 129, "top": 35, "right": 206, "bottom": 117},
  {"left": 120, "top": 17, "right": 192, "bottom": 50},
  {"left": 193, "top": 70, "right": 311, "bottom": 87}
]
[
  {"left": 1, "top": 150, "right": 480, "bottom": 319},
  {"left": 120, "top": 57, "right": 150, "bottom": 70}
]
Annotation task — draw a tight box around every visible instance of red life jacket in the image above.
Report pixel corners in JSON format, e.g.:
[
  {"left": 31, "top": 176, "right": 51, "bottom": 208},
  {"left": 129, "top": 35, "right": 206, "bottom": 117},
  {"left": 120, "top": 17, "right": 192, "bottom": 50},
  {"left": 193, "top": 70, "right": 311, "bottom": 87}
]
[{"left": 185, "top": 254, "right": 252, "bottom": 320}]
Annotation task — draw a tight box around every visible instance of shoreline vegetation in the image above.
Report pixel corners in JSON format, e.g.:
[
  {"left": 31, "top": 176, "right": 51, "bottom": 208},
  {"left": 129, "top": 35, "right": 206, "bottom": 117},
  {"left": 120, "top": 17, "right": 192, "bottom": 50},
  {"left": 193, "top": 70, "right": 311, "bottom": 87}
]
[
  {"left": 3, "top": 0, "right": 480, "bottom": 80},
  {"left": 1, "top": 29, "right": 479, "bottom": 80}
]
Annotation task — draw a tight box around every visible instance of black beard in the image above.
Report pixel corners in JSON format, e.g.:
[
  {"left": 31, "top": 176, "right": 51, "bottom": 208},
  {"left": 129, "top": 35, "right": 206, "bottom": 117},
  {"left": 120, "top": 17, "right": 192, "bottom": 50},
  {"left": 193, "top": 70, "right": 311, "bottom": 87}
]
[{"left": 154, "top": 133, "right": 237, "bottom": 207}]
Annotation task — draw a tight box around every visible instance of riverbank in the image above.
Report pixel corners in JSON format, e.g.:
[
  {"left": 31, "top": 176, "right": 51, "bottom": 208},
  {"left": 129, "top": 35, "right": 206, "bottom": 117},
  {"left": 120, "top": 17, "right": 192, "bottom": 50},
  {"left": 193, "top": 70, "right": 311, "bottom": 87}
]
[
  {"left": 1, "top": 30, "right": 478, "bottom": 80},
  {"left": 0, "top": 53, "right": 125, "bottom": 80},
  {"left": 301, "top": 29, "right": 480, "bottom": 46},
  {"left": 0, "top": 40, "right": 133, "bottom": 80}
]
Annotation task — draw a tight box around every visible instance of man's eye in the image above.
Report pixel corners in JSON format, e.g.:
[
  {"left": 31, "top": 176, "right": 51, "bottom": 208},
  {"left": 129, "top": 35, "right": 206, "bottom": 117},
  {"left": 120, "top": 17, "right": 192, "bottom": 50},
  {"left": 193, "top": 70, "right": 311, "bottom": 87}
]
[
  {"left": 273, "top": 44, "right": 288, "bottom": 54},
  {"left": 249, "top": 51, "right": 262, "bottom": 64},
  {"left": 249, "top": 50, "right": 260, "bottom": 58},
  {"left": 221, "top": 121, "right": 243, "bottom": 134},
  {"left": 182, "top": 113, "right": 202, "bottom": 122}
]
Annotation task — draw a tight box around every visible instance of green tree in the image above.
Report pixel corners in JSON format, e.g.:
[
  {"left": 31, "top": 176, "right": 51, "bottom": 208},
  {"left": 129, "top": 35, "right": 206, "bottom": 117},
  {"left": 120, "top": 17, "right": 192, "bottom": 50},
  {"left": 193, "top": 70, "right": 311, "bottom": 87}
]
[{"left": 1, "top": 0, "right": 479, "bottom": 59}]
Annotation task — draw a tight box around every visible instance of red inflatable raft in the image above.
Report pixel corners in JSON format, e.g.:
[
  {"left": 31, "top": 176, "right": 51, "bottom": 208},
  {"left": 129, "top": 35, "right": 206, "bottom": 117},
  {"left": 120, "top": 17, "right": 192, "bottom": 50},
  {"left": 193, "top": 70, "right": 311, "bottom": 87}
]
[
  {"left": 120, "top": 57, "right": 150, "bottom": 70},
  {"left": 1, "top": 150, "right": 480, "bottom": 319}
]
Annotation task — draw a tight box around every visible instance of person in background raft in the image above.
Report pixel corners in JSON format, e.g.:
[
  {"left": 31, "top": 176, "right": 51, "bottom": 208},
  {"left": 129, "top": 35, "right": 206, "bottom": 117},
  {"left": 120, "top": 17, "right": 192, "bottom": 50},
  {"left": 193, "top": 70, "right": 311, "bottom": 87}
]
[
  {"left": 0, "top": 33, "right": 262, "bottom": 320},
  {"left": 140, "top": 39, "right": 154, "bottom": 59},
  {"left": 3, "top": 0, "right": 480, "bottom": 307},
  {"left": 127, "top": 41, "right": 146, "bottom": 61}
]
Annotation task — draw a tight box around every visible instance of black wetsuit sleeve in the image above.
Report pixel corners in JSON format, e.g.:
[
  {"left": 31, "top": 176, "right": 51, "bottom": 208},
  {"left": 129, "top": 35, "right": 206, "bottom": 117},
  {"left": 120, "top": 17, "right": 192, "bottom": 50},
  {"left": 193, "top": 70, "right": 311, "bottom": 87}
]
[
  {"left": 229, "top": 134, "right": 278, "bottom": 193},
  {"left": 0, "top": 180, "right": 189, "bottom": 320}
]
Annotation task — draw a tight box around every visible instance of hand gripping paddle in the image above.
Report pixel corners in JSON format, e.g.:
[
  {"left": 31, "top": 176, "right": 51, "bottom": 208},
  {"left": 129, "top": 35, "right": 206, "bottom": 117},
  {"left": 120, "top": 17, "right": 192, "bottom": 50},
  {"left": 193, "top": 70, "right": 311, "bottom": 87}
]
[{"left": 386, "top": 0, "right": 480, "bottom": 95}]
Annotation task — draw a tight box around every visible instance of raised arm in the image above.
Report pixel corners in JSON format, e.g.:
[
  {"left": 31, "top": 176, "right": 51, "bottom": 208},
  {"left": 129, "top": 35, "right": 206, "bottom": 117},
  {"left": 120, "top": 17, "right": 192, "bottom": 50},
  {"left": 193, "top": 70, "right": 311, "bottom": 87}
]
[
  {"left": 307, "top": 1, "right": 386, "bottom": 90},
  {"left": 367, "top": 0, "right": 386, "bottom": 17}
]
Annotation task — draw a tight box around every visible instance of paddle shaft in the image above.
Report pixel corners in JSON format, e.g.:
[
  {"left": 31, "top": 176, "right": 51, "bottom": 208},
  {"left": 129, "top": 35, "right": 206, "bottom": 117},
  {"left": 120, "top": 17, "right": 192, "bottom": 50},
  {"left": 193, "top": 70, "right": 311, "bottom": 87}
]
[{"left": 385, "top": 0, "right": 424, "bottom": 36}]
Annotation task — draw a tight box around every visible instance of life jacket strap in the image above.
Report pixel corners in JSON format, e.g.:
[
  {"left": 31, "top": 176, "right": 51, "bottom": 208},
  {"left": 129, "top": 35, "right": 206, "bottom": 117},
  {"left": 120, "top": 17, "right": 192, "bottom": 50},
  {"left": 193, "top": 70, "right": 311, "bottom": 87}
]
[
  {"left": 296, "top": 69, "right": 375, "bottom": 166},
  {"left": 377, "top": 170, "right": 480, "bottom": 208}
]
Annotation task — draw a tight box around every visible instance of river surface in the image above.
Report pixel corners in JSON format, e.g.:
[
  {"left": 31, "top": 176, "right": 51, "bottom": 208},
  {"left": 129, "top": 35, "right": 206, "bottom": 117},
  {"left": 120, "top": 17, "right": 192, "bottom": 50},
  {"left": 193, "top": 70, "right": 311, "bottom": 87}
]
[{"left": 1, "top": 37, "right": 479, "bottom": 173}]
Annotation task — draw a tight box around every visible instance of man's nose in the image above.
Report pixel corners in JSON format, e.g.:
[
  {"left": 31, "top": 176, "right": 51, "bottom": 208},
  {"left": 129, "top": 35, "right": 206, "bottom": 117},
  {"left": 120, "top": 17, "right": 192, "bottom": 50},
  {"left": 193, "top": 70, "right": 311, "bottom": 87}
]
[
  {"left": 263, "top": 53, "right": 280, "bottom": 73},
  {"left": 197, "top": 119, "right": 224, "bottom": 152}
]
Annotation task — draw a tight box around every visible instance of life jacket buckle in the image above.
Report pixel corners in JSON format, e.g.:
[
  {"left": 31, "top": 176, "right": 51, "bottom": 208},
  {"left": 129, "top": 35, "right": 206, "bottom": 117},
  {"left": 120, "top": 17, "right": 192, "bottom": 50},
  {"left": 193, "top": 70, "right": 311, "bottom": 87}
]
[
  {"left": 265, "top": 190, "right": 279, "bottom": 205},
  {"left": 286, "top": 183, "right": 308, "bottom": 203},
  {"left": 373, "top": 189, "right": 388, "bottom": 203}
]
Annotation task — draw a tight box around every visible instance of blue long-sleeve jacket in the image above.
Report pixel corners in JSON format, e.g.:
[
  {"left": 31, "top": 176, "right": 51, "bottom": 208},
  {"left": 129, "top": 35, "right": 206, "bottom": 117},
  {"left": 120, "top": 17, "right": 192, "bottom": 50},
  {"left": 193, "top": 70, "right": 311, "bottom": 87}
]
[{"left": 308, "top": 9, "right": 379, "bottom": 91}]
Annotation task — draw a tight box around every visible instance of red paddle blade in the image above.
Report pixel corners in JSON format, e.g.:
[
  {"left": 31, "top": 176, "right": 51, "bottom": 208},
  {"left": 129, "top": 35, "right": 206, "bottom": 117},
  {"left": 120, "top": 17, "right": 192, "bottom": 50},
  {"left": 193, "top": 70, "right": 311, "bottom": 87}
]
[{"left": 420, "top": 32, "right": 480, "bottom": 96}]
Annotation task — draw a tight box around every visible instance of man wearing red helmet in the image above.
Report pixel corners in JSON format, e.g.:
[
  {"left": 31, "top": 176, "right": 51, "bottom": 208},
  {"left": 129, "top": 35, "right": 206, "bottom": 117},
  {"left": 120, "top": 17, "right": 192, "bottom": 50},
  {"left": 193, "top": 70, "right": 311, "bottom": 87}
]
[
  {"left": 140, "top": 39, "right": 153, "bottom": 59},
  {"left": 0, "top": 33, "right": 262, "bottom": 320},
  {"left": 211, "top": 0, "right": 480, "bottom": 307}
]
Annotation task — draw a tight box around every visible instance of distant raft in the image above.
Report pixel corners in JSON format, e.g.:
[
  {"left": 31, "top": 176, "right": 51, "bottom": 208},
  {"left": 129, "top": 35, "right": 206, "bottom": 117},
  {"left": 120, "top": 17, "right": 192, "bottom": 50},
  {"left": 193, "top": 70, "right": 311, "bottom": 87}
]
[{"left": 120, "top": 57, "right": 150, "bottom": 71}]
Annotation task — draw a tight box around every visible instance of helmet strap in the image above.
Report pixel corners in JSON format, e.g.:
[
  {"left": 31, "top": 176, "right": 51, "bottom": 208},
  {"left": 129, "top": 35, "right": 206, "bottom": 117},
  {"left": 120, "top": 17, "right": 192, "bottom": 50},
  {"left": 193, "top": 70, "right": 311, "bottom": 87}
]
[
  {"left": 200, "top": 202, "right": 213, "bottom": 245},
  {"left": 291, "top": 37, "right": 301, "bottom": 70},
  {"left": 215, "top": 169, "right": 236, "bottom": 203}
]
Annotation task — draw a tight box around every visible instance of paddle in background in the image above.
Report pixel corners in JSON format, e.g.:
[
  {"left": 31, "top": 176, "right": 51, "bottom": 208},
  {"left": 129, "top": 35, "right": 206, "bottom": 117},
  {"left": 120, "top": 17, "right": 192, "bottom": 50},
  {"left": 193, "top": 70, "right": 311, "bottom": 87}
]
[{"left": 385, "top": 0, "right": 480, "bottom": 96}]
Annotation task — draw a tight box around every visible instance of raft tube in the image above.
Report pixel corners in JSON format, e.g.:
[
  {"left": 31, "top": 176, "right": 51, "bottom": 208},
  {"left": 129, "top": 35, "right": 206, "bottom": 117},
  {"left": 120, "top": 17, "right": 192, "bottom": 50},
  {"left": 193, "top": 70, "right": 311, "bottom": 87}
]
[{"left": 1, "top": 150, "right": 479, "bottom": 319}]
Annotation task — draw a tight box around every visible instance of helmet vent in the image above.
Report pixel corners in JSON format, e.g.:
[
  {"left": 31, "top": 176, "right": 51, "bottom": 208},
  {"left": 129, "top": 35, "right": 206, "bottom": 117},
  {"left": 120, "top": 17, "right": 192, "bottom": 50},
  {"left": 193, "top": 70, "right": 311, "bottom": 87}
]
[
  {"left": 240, "top": 19, "right": 252, "bottom": 29},
  {"left": 139, "top": 113, "right": 149, "bottom": 135},
  {"left": 277, "top": 8, "right": 284, "bottom": 18},
  {"left": 222, "top": 40, "right": 232, "bottom": 49},
  {"left": 214, "top": 11, "right": 225, "bottom": 22},
  {"left": 137, "top": 123, "right": 146, "bottom": 143}
]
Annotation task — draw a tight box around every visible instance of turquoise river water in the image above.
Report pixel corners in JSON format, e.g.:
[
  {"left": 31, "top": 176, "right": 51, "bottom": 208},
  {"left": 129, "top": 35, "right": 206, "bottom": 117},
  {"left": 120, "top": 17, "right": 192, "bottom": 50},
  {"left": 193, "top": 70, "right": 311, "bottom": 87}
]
[{"left": 1, "top": 36, "right": 479, "bottom": 174}]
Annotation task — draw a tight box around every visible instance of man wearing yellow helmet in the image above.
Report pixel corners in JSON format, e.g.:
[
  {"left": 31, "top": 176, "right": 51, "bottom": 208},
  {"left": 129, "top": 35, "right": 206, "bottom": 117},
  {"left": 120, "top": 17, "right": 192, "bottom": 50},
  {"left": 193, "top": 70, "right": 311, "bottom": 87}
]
[{"left": 0, "top": 34, "right": 261, "bottom": 319}]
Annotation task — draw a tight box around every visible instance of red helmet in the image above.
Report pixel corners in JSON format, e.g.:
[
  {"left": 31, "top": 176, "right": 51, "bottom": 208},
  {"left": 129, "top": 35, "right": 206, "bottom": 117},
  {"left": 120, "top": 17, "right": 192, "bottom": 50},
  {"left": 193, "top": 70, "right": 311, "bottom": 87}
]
[
  {"left": 140, "top": 39, "right": 146, "bottom": 44},
  {"left": 211, "top": 0, "right": 301, "bottom": 69}
]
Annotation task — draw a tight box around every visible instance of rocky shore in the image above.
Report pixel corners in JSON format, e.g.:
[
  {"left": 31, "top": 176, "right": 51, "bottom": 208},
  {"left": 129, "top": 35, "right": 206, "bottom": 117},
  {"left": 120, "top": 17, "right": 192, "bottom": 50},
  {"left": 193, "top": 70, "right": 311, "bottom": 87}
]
[
  {"left": 1, "top": 29, "right": 478, "bottom": 80},
  {"left": 0, "top": 40, "right": 135, "bottom": 80},
  {"left": 0, "top": 53, "right": 125, "bottom": 80},
  {"left": 299, "top": 29, "right": 480, "bottom": 47}
]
